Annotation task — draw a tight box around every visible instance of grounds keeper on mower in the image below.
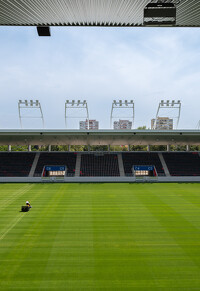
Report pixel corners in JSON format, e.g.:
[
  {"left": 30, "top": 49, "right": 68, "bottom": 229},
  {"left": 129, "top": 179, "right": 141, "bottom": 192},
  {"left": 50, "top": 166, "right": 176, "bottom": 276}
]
[
  {"left": 26, "top": 200, "right": 31, "bottom": 207},
  {"left": 21, "top": 201, "right": 32, "bottom": 212}
]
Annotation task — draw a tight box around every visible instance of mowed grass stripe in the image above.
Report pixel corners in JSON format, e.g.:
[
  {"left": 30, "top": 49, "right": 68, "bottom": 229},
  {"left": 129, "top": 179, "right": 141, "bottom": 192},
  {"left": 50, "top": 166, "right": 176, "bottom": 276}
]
[
  {"left": 91, "top": 187, "right": 163, "bottom": 289},
  {"left": 134, "top": 185, "right": 200, "bottom": 288},
  {"left": 39, "top": 186, "right": 96, "bottom": 290},
  {"left": 0, "top": 184, "right": 72, "bottom": 290},
  {"left": 153, "top": 185, "right": 200, "bottom": 230},
  {"left": 0, "top": 183, "right": 199, "bottom": 290},
  {"left": 94, "top": 185, "right": 200, "bottom": 289}
]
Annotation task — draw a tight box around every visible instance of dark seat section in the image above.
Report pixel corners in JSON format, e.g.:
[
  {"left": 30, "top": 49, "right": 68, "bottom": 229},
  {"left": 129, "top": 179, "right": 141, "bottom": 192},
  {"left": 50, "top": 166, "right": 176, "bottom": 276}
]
[
  {"left": 163, "top": 152, "right": 200, "bottom": 176},
  {"left": 80, "top": 153, "right": 120, "bottom": 176},
  {"left": 0, "top": 152, "right": 35, "bottom": 177},
  {"left": 34, "top": 152, "right": 77, "bottom": 177},
  {"left": 122, "top": 152, "right": 165, "bottom": 176}
]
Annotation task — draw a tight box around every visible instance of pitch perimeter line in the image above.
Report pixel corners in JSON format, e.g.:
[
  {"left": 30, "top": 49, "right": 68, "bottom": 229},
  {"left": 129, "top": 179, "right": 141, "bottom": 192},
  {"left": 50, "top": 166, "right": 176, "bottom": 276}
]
[{"left": 0, "top": 213, "right": 25, "bottom": 241}]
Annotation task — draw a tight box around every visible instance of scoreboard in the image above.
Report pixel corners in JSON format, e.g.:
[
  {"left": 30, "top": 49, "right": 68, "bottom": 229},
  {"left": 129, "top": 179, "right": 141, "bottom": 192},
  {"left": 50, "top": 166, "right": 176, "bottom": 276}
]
[
  {"left": 42, "top": 165, "right": 67, "bottom": 177},
  {"left": 133, "top": 165, "right": 157, "bottom": 177}
]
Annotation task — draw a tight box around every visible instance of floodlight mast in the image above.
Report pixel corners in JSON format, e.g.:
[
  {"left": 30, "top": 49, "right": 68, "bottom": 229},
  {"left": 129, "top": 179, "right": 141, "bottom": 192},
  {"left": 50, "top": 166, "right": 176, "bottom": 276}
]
[
  {"left": 65, "top": 100, "right": 89, "bottom": 129},
  {"left": 18, "top": 99, "right": 44, "bottom": 129},
  {"left": 110, "top": 100, "right": 134, "bottom": 129},
  {"left": 153, "top": 100, "right": 181, "bottom": 130}
]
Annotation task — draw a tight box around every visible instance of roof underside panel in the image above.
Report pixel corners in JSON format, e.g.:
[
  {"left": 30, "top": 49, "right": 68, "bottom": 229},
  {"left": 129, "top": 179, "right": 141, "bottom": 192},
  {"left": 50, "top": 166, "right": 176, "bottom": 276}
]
[
  {"left": 0, "top": 130, "right": 200, "bottom": 146},
  {"left": 0, "top": 0, "right": 200, "bottom": 27}
]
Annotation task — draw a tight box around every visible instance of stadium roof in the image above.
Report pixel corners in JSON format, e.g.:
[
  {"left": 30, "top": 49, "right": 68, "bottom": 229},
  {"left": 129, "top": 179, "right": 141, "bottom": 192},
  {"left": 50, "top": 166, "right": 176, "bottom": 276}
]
[
  {"left": 0, "top": 129, "right": 200, "bottom": 146},
  {"left": 0, "top": 0, "right": 200, "bottom": 27}
]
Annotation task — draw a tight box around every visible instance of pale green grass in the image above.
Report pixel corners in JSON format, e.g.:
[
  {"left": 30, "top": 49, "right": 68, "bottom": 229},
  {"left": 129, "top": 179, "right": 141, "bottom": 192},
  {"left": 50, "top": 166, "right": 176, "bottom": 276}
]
[{"left": 0, "top": 183, "right": 200, "bottom": 290}]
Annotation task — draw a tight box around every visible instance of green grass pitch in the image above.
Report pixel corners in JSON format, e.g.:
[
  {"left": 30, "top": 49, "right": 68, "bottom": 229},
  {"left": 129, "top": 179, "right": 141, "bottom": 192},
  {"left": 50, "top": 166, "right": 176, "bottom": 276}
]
[{"left": 0, "top": 183, "right": 200, "bottom": 290}]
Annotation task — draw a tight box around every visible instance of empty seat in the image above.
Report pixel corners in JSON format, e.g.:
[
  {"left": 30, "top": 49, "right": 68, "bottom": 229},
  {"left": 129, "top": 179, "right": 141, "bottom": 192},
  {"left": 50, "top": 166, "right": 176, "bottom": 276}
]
[
  {"left": 0, "top": 153, "right": 35, "bottom": 177},
  {"left": 80, "top": 153, "right": 120, "bottom": 176},
  {"left": 122, "top": 152, "right": 165, "bottom": 176},
  {"left": 34, "top": 152, "right": 77, "bottom": 177},
  {"left": 163, "top": 152, "right": 200, "bottom": 176}
]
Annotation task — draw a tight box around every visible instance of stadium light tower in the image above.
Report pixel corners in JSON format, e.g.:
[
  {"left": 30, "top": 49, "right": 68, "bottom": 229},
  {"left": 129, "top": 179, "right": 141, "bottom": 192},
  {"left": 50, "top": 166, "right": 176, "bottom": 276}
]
[
  {"left": 153, "top": 100, "right": 181, "bottom": 130},
  {"left": 18, "top": 100, "right": 44, "bottom": 128},
  {"left": 65, "top": 100, "right": 89, "bottom": 129},
  {"left": 197, "top": 120, "right": 200, "bottom": 130},
  {"left": 110, "top": 100, "right": 134, "bottom": 129}
]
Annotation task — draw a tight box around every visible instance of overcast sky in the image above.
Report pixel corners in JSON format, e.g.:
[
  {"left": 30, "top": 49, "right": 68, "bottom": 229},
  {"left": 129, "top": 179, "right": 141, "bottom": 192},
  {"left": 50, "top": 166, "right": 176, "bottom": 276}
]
[{"left": 0, "top": 26, "right": 200, "bottom": 129}]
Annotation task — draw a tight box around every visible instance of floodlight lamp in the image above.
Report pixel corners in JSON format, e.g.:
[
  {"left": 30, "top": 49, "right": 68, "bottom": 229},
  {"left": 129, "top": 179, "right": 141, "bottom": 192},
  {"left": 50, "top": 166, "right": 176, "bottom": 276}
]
[
  {"left": 113, "top": 100, "right": 116, "bottom": 105},
  {"left": 166, "top": 100, "right": 170, "bottom": 106},
  {"left": 25, "top": 100, "right": 28, "bottom": 106},
  {"left": 177, "top": 100, "right": 180, "bottom": 103},
  {"left": 66, "top": 100, "right": 69, "bottom": 104},
  {"left": 30, "top": 100, "right": 33, "bottom": 106},
  {"left": 19, "top": 100, "right": 22, "bottom": 104},
  {"left": 130, "top": 100, "right": 133, "bottom": 103}
]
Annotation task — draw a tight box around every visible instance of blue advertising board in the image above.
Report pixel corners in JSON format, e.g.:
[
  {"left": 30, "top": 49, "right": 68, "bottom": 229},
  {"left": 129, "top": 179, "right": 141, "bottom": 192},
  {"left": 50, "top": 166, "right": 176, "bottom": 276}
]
[
  {"left": 133, "top": 165, "right": 154, "bottom": 171},
  {"left": 45, "top": 165, "right": 66, "bottom": 171}
]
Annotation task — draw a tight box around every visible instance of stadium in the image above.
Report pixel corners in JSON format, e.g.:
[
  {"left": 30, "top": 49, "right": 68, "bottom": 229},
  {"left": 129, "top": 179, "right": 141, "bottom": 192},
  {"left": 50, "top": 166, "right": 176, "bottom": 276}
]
[{"left": 0, "top": 1, "right": 200, "bottom": 290}]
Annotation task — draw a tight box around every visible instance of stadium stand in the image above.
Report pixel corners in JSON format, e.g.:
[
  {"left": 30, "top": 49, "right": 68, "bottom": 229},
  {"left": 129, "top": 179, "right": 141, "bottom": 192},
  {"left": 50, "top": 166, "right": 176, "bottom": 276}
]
[
  {"left": 162, "top": 152, "right": 200, "bottom": 176},
  {"left": 0, "top": 152, "right": 35, "bottom": 177},
  {"left": 34, "top": 153, "right": 77, "bottom": 177},
  {"left": 122, "top": 152, "right": 165, "bottom": 176},
  {"left": 80, "top": 153, "right": 120, "bottom": 176},
  {"left": 1, "top": 151, "right": 200, "bottom": 178}
]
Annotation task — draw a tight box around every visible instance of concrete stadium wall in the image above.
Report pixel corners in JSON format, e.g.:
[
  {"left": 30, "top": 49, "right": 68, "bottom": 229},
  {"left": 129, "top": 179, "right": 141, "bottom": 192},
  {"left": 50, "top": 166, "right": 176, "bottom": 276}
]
[{"left": 0, "top": 177, "right": 200, "bottom": 183}]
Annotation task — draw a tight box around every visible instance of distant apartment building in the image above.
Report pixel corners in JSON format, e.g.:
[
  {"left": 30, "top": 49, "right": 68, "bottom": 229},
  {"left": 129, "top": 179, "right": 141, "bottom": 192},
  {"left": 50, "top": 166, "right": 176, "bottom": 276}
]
[
  {"left": 80, "top": 119, "right": 99, "bottom": 130},
  {"left": 113, "top": 119, "right": 132, "bottom": 130},
  {"left": 151, "top": 117, "right": 173, "bottom": 130}
]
